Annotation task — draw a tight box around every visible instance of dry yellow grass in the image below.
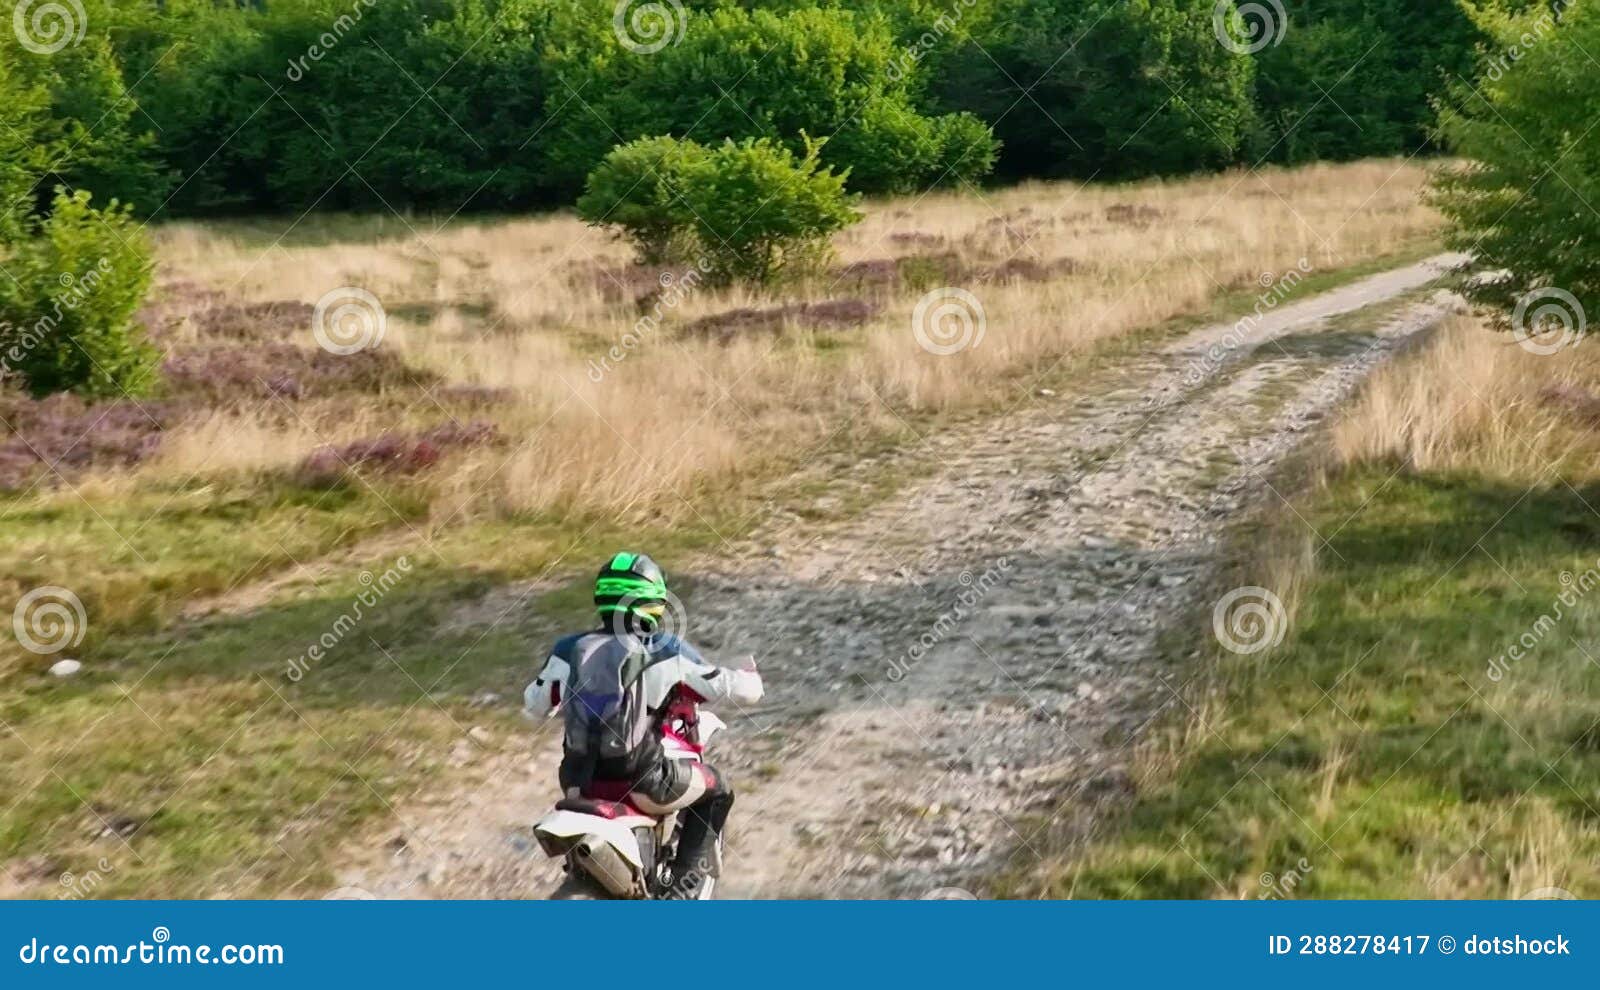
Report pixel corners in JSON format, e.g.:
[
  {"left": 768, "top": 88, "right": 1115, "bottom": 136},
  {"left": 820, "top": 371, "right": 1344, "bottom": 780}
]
[
  {"left": 1335, "top": 312, "right": 1600, "bottom": 479},
  {"left": 146, "top": 159, "right": 1440, "bottom": 522}
]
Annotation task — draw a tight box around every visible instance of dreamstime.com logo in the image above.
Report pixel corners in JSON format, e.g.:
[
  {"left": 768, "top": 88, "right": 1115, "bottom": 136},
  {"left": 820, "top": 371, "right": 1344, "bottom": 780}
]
[
  {"left": 12, "top": 585, "right": 86, "bottom": 655},
  {"left": 613, "top": 0, "right": 687, "bottom": 55},
  {"left": 912, "top": 286, "right": 986, "bottom": 355},
  {"left": 17, "top": 927, "right": 284, "bottom": 967},
  {"left": 12, "top": 0, "right": 86, "bottom": 54},
  {"left": 312, "top": 286, "right": 387, "bottom": 355},
  {"left": 1211, "top": 585, "right": 1287, "bottom": 655},
  {"left": 1511, "top": 287, "right": 1586, "bottom": 356},
  {"left": 1213, "top": 0, "right": 1287, "bottom": 55}
]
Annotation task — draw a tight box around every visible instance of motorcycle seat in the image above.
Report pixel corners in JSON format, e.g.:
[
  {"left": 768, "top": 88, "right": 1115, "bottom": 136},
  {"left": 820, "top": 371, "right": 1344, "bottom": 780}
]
[{"left": 555, "top": 796, "right": 651, "bottom": 820}]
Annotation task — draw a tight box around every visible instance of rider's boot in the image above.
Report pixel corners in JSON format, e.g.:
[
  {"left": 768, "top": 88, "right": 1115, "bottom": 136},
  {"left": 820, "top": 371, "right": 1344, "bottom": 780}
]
[{"left": 666, "top": 789, "right": 733, "bottom": 898}]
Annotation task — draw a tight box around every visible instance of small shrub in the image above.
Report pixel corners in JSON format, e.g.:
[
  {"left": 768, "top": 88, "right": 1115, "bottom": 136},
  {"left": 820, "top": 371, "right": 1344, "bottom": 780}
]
[
  {"left": 826, "top": 104, "right": 997, "bottom": 196},
  {"left": 578, "top": 135, "right": 861, "bottom": 286},
  {"left": 678, "top": 137, "right": 861, "bottom": 285},
  {"left": 0, "top": 190, "right": 157, "bottom": 398},
  {"left": 575, "top": 136, "right": 707, "bottom": 265},
  {"left": 825, "top": 100, "right": 945, "bottom": 197},
  {"left": 931, "top": 112, "right": 1002, "bottom": 189}
]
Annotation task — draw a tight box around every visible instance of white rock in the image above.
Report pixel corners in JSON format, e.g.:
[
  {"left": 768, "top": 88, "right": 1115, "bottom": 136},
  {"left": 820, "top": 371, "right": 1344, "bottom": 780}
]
[{"left": 49, "top": 659, "right": 81, "bottom": 678}]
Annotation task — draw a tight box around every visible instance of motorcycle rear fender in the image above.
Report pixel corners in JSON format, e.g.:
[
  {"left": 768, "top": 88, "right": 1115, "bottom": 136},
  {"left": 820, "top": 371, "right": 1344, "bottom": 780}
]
[{"left": 533, "top": 810, "right": 657, "bottom": 868}]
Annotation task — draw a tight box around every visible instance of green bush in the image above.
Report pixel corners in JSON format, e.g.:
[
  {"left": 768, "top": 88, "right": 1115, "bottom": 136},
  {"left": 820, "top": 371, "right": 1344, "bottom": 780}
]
[
  {"left": 932, "top": 112, "right": 1004, "bottom": 188},
  {"left": 575, "top": 136, "right": 708, "bottom": 264},
  {"left": 1432, "top": 2, "right": 1598, "bottom": 323},
  {"left": 679, "top": 137, "right": 863, "bottom": 284},
  {"left": 824, "top": 102, "right": 999, "bottom": 195},
  {"left": 577, "top": 135, "right": 861, "bottom": 285},
  {"left": 0, "top": 191, "right": 158, "bottom": 398}
]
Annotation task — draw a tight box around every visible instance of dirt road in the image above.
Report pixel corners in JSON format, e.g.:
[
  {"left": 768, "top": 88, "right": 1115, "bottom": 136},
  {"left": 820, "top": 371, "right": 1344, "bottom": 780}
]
[{"left": 337, "top": 254, "right": 1466, "bottom": 899}]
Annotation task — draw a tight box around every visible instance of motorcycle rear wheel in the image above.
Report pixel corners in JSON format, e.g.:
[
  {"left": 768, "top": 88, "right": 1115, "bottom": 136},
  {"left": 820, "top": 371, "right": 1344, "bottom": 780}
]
[{"left": 548, "top": 869, "right": 606, "bottom": 900}]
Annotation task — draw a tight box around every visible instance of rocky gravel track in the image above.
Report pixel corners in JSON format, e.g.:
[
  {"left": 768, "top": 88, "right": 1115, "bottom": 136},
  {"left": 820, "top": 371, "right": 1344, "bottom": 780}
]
[{"left": 337, "top": 255, "right": 1466, "bottom": 899}]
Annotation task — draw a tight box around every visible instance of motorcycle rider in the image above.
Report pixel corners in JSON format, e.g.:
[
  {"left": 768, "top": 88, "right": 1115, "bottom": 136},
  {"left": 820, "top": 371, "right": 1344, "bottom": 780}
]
[{"left": 523, "top": 551, "right": 763, "bottom": 898}]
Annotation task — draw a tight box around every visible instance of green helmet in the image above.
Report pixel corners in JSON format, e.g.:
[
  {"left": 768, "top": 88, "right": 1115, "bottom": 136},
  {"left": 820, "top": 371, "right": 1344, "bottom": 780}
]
[{"left": 594, "top": 551, "right": 669, "bottom": 630}]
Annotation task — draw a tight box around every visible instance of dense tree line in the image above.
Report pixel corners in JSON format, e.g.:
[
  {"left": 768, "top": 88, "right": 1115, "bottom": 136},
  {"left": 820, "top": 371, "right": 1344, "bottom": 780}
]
[{"left": 0, "top": 0, "right": 1533, "bottom": 219}]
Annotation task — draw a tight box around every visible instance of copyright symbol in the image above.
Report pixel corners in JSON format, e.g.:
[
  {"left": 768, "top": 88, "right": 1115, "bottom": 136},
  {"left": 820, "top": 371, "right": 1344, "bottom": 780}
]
[{"left": 1438, "top": 935, "right": 1455, "bottom": 954}]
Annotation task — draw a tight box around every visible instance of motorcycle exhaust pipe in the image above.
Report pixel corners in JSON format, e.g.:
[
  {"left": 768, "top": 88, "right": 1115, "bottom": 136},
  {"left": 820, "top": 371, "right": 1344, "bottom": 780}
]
[{"left": 572, "top": 837, "right": 640, "bottom": 898}]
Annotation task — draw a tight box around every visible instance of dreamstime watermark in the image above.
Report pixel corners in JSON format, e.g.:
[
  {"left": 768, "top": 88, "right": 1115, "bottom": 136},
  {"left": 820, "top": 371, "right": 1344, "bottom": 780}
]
[
  {"left": 912, "top": 286, "right": 986, "bottom": 356},
  {"left": 885, "top": 558, "right": 1011, "bottom": 682},
  {"left": 285, "top": 0, "right": 379, "bottom": 81},
  {"left": 1482, "top": 1, "right": 1576, "bottom": 82},
  {"left": 886, "top": 0, "right": 979, "bottom": 82},
  {"left": 586, "top": 261, "right": 711, "bottom": 382},
  {"left": 1510, "top": 286, "right": 1585, "bottom": 356},
  {"left": 12, "top": 585, "right": 86, "bottom": 656},
  {"left": 657, "top": 840, "right": 720, "bottom": 900},
  {"left": 1257, "top": 857, "right": 1313, "bottom": 900},
  {"left": 0, "top": 257, "right": 116, "bottom": 384},
  {"left": 58, "top": 858, "right": 114, "bottom": 900},
  {"left": 1212, "top": 585, "right": 1287, "bottom": 655},
  {"left": 312, "top": 286, "right": 387, "bottom": 355},
  {"left": 612, "top": 0, "right": 687, "bottom": 55},
  {"left": 1166, "top": 258, "right": 1314, "bottom": 397},
  {"left": 1213, "top": 0, "right": 1286, "bottom": 55},
  {"left": 1486, "top": 557, "right": 1600, "bottom": 682},
  {"left": 285, "top": 557, "right": 411, "bottom": 682},
  {"left": 17, "top": 928, "right": 284, "bottom": 967},
  {"left": 920, "top": 886, "right": 978, "bottom": 899},
  {"left": 12, "top": 0, "right": 85, "bottom": 54},
  {"left": 604, "top": 587, "right": 691, "bottom": 642},
  {"left": 1519, "top": 885, "right": 1576, "bottom": 900}
]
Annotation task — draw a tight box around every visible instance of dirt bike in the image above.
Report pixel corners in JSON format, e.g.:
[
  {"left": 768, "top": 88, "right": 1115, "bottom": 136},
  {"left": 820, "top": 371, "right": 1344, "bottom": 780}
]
[{"left": 534, "top": 709, "right": 725, "bottom": 900}]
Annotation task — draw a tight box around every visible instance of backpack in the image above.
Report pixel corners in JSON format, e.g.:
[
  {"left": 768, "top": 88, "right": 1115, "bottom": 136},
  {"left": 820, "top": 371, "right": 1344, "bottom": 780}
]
[{"left": 561, "top": 632, "right": 660, "bottom": 784}]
